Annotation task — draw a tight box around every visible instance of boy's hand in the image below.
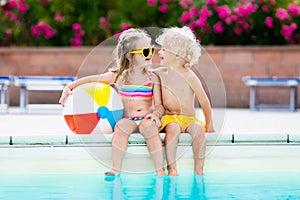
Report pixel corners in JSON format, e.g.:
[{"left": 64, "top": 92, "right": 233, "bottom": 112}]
[{"left": 205, "top": 125, "right": 215, "bottom": 133}]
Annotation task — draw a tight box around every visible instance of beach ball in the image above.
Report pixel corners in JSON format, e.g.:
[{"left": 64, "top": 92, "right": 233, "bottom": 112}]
[{"left": 63, "top": 82, "right": 124, "bottom": 134}]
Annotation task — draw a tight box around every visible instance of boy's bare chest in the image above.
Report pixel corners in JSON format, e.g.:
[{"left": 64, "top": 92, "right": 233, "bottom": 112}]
[{"left": 162, "top": 73, "right": 191, "bottom": 96}]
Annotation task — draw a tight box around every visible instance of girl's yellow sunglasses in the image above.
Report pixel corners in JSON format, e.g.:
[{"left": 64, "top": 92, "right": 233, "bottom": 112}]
[{"left": 129, "top": 47, "right": 155, "bottom": 58}]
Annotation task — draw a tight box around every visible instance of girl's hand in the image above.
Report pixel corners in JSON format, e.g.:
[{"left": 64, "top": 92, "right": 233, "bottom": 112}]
[
  {"left": 59, "top": 85, "right": 73, "bottom": 107},
  {"left": 145, "top": 113, "right": 162, "bottom": 127}
]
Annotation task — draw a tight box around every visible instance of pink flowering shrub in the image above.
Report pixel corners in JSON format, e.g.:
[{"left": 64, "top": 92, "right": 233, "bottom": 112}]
[
  {"left": 69, "top": 23, "right": 85, "bottom": 47},
  {"left": 0, "top": 0, "right": 299, "bottom": 46},
  {"left": 0, "top": 0, "right": 109, "bottom": 46},
  {"left": 150, "top": 0, "right": 300, "bottom": 45},
  {"left": 31, "top": 21, "right": 56, "bottom": 38}
]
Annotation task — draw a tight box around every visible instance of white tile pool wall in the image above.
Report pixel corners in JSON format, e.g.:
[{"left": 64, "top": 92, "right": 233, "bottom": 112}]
[{"left": 1, "top": 145, "right": 300, "bottom": 174}]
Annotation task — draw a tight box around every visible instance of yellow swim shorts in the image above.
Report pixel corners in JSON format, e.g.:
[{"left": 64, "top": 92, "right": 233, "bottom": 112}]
[{"left": 160, "top": 115, "right": 206, "bottom": 132}]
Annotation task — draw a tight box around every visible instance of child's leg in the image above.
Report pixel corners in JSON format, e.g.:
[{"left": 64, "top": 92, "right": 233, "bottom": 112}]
[
  {"left": 105, "top": 118, "right": 137, "bottom": 175},
  {"left": 164, "top": 122, "right": 181, "bottom": 176},
  {"left": 140, "top": 119, "right": 165, "bottom": 176},
  {"left": 186, "top": 122, "right": 206, "bottom": 176}
]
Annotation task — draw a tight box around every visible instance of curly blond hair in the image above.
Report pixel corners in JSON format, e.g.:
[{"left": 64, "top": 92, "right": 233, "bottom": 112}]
[{"left": 156, "top": 26, "right": 201, "bottom": 65}]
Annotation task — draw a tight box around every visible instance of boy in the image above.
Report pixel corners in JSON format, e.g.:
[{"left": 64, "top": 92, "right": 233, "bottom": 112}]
[{"left": 153, "top": 26, "right": 214, "bottom": 176}]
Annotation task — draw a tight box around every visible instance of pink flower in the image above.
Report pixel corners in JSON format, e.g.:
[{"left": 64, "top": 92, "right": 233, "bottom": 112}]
[
  {"left": 18, "top": 3, "right": 29, "bottom": 13},
  {"left": 180, "top": 11, "right": 191, "bottom": 23},
  {"left": 147, "top": 0, "right": 157, "bottom": 6},
  {"left": 241, "top": 21, "right": 249, "bottom": 29},
  {"left": 179, "top": 0, "right": 188, "bottom": 9},
  {"left": 99, "top": 17, "right": 111, "bottom": 29},
  {"left": 189, "top": 6, "right": 198, "bottom": 17},
  {"left": 179, "top": 0, "right": 193, "bottom": 8},
  {"left": 188, "top": 23, "right": 196, "bottom": 32},
  {"left": 199, "top": 5, "right": 212, "bottom": 19},
  {"left": 5, "top": 11, "right": 19, "bottom": 22},
  {"left": 261, "top": 5, "right": 269, "bottom": 12},
  {"left": 276, "top": 8, "right": 290, "bottom": 21},
  {"left": 291, "top": 23, "right": 297, "bottom": 30},
  {"left": 105, "top": 22, "right": 111, "bottom": 29},
  {"left": 5, "top": 30, "right": 12, "bottom": 38},
  {"left": 158, "top": 4, "right": 168, "bottom": 13},
  {"left": 194, "top": 18, "right": 208, "bottom": 28},
  {"left": 234, "top": 3, "right": 257, "bottom": 17},
  {"left": 99, "top": 17, "right": 106, "bottom": 23},
  {"left": 234, "top": 26, "right": 243, "bottom": 35},
  {"left": 99, "top": 24, "right": 105, "bottom": 29},
  {"left": 230, "top": 15, "right": 239, "bottom": 22},
  {"left": 114, "top": 31, "right": 121, "bottom": 40},
  {"left": 236, "top": 17, "right": 249, "bottom": 30},
  {"left": 270, "top": 0, "right": 276, "bottom": 6},
  {"left": 287, "top": 3, "right": 300, "bottom": 17},
  {"left": 31, "top": 21, "right": 56, "bottom": 38},
  {"left": 213, "top": 22, "right": 224, "bottom": 33},
  {"left": 75, "top": 30, "right": 85, "bottom": 38},
  {"left": 224, "top": 17, "right": 232, "bottom": 25},
  {"left": 215, "top": 5, "right": 231, "bottom": 20},
  {"left": 70, "top": 37, "right": 82, "bottom": 47},
  {"left": 38, "top": 21, "right": 48, "bottom": 30},
  {"left": 44, "top": 27, "right": 56, "bottom": 38},
  {"left": 8, "top": 0, "right": 17, "bottom": 9},
  {"left": 280, "top": 23, "right": 297, "bottom": 40},
  {"left": 31, "top": 25, "right": 42, "bottom": 36},
  {"left": 72, "top": 23, "right": 82, "bottom": 31},
  {"left": 265, "top": 17, "right": 273, "bottom": 28},
  {"left": 289, "top": 40, "right": 295, "bottom": 45},
  {"left": 54, "top": 11, "right": 64, "bottom": 22},
  {"left": 121, "top": 23, "right": 131, "bottom": 31},
  {"left": 39, "top": 22, "right": 56, "bottom": 38},
  {"left": 206, "top": 0, "right": 217, "bottom": 7}
]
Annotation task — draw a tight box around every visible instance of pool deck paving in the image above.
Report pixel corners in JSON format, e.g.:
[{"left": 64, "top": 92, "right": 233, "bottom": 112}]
[
  {"left": 1, "top": 107, "right": 300, "bottom": 141},
  {"left": 1, "top": 107, "right": 300, "bottom": 174}
]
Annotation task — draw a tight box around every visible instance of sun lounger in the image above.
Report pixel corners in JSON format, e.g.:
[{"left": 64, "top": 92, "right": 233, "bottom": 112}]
[
  {"left": 14, "top": 76, "right": 76, "bottom": 112},
  {"left": 0, "top": 76, "right": 13, "bottom": 113},
  {"left": 243, "top": 76, "right": 300, "bottom": 111}
]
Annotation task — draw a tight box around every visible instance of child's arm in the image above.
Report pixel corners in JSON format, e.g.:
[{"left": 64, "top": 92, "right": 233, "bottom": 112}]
[
  {"left": 59, "top": 71, "right": 116, "bottom": 107},
  {"left": 188, "top": 71, "right": 215, "bottom": 132},
  {"left": 146, "top": 72, "right": 164, "bottom": 127}
]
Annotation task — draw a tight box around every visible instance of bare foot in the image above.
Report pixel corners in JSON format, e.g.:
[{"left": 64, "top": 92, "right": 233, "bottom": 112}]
[
  {"left": 194, "top": 170, "right": 204, "bottom": 176},
  {"left": 167, "top": 167, "right": 179, "bottom": 176},
  {"left": 105, "top": 169, "right": 120, "bottom": 176},
  {"left": 156, "top": 168, "right": 166, "bottom": 176}
]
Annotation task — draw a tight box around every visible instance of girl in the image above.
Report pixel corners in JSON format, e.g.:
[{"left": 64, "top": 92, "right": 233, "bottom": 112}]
[{"left": 59, "top": 28, "right": 165, "bottom": 176}]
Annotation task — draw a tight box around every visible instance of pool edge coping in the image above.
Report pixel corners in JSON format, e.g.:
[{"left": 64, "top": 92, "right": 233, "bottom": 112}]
[{"left": 0, "top": 133, "right": 300, "bottom": 146}]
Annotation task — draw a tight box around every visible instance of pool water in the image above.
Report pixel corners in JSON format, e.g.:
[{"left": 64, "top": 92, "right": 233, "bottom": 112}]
[{"left": 1, "top": 172, "right": 300, "bottom": 199}]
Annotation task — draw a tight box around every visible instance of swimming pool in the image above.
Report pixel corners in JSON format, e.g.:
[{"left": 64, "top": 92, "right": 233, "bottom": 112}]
[
  {"left": 1, "top": 145, "right": 300, "bottom": 199},
  {"left": 1, "top": 172, "right": 300, "bottom": 199}
]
